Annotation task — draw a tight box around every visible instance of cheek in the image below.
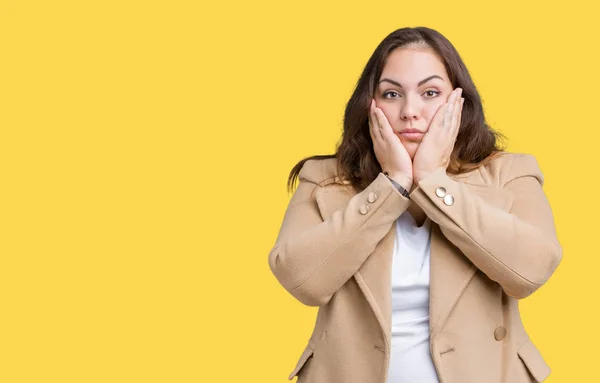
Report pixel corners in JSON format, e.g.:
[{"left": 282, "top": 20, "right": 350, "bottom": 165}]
[
  {"left": 423, "top": 101, "right": 445, "bottom": 125},
  {"left": 378, "top": 104, "right": 396, "bottom": 120}
]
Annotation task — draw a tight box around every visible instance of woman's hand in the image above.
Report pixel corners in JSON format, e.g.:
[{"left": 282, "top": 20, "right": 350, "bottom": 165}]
[
  {"left": 369, "top": 98, "right": 413, "bottom": 189},
  {"left": 412, "top": 88, "right": 464, "bottom": 184}
]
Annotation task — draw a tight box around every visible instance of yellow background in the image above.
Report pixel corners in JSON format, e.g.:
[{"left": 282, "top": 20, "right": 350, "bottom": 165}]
[{"left": 0, "top": 0, "right": 596, "bottom": 381}]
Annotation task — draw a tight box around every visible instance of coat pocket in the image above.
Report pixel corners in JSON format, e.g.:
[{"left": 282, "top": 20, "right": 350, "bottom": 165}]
[
  {"left": 288, "top": 344, "right": 315, "bottom": 380},
  {"left": 517, "top": 339, "right": 551, "bottom": 382}
]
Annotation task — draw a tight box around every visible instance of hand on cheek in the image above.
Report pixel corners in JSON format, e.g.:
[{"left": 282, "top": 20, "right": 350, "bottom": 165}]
[{"left": 412, "top": 88, "right": 464, "bottom": 184}]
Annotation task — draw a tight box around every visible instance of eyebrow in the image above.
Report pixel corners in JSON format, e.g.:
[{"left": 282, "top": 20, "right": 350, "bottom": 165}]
[{"left": 378, "top": 75, "right": 444, "bottom": 88}]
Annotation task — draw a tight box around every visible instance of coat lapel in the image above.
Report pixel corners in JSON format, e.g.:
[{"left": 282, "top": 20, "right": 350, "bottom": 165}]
[
  {"left": 428, "top": 223, "right": 476, "bottom": 340},
  {"left": 353, "top": 223, "right": 395, "bottom": 336},
  {"left": 314, "top": 183, "right": 395, "bottom": 338}
]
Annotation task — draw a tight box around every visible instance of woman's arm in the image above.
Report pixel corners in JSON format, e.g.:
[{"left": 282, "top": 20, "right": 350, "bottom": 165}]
[
  {"left": 410, "top": 154, "right": 562, "bottom": 299},
  {"left": 268, "top": 160, "right": 411, "bottom": 306}
]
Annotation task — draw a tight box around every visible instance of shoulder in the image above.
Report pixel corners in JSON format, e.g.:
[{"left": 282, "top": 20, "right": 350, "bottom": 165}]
[
  {"left": 298, "top": 157, "right": 341, "bottom": 186},
  {"left": 297, "top": 152, "right": 545, "bottom": 188},
  {"left": 478, "top": 152, "right": 544, "bottom": 187}
]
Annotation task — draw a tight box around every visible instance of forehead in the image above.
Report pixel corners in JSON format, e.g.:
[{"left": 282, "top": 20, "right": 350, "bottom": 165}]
[{"left": 380, "top": 47, "right": 449, "bottom": 85}]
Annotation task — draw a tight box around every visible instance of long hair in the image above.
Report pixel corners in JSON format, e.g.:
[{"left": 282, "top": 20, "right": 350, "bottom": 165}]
[{"left": 287, "top": 26, "right": 506, "bottom": 193}]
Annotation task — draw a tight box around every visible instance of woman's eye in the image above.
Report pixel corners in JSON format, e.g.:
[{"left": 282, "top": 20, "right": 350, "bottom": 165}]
[
  {"left": 424, "top": 90, "right": 441, "bottom": 98},
  {"left": 383, "top": 91, "right": 400, "bottom": 98},
  {"left": 383, "top": 90, "right": 440, "bottom": 99}
]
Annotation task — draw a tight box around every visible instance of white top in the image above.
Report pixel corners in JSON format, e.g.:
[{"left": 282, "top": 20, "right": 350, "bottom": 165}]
[{"left": 385, "top": 211, "right": 439, "bottom": 383}]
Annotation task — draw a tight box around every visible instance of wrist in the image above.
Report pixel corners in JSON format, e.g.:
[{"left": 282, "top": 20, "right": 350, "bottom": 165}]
[
  {"left": 385, "top": 173, "right": 413, "bottom": 190},
  {"left": 414, "top": 167, "right": 444, "bottom": 185}
]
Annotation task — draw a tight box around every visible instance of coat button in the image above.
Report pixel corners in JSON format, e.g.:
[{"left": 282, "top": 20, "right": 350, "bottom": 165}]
[
  {"left": 443, "top": 194, "right": 455, "bottom": 206},
  {"left": 368, "top": 192, "right": 378, "bottom": 203},
  {"left": 494, "top": 326, "right": 507, "bottom": 341},
  {"left": 435, "top": 187, "right": 447, "bottom": 198},
  {"left": 359, "top": 204, "right": 369, "bottom": 215}
]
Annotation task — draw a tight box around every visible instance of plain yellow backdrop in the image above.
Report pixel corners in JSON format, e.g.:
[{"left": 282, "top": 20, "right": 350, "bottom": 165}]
[{"left": 0, "top": 0, "right": 597, "bottom": 382}]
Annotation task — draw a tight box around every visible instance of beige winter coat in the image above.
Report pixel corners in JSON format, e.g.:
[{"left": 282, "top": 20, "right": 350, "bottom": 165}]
[{"left": 268, "top": 152, "right": 562, "bottom": 383}]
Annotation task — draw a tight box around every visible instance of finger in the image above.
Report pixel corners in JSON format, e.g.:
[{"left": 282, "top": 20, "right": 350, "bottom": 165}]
[
  {"left": 369, "top": 99, "right": 382, "bottom": 142},
  {"left": 368, "top": 112, "right": 376, "bottom": 142},
  {"left": 450, "top": 95, "right": 463, "bottom": 137},
  {"left": 374, "top": 107, "right": 390, "bottom": 141},
  {"left": 368, "top": 99, "right": 377, "bottom": 142},
  {"left": 377, "top": 108, "right": 398, "bottom": 143},
  {"left": 454, "top": 98, "right": 464, "bottom": 139},
  {"left": 444, "top": 89, "right": 459, "bottom": 131},
  {"left": 429, "top": 102, "right": 449, "bottom": 136}
]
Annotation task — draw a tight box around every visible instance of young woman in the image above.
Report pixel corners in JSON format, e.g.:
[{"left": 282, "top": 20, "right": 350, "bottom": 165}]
[{"left": 268, "top": 26, "right": 562, "bottom": 383}]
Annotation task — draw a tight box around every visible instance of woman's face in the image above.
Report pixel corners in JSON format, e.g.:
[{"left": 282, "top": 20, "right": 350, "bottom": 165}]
[{"left": 374, "top": 47, "right": 454, "bottom": 159}]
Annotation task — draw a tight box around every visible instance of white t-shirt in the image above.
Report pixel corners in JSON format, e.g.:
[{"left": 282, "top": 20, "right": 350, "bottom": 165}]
[{"left": 385, "top": 211, "right": 439, "bottom": 383}]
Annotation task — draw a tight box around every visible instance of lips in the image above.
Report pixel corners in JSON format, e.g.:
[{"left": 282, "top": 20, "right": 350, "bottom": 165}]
[
  {"left": 396, "top": 128, "right": 426, "bottom": 141},
  {"left": 399, "top": 128, "right": 425, "bottom": 134}
]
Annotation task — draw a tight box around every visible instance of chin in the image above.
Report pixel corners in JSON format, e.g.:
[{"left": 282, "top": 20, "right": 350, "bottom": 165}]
[{"left": 402, "top": 142, "right": 420, "bottom": 159}]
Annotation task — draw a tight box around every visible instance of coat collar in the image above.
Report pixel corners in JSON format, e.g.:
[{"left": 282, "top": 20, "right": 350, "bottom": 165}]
[{"left": 313, "top": 171, "right": 477, "bottom": 342}]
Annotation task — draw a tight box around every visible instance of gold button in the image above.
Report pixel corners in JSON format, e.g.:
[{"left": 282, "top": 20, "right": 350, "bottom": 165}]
[
  {"left": 359, "top": 204, "right": 369, "bottom": 215},
  {"left": 443, "top": 194, "right": 455, "bottom": 206},
  {"left": 368, "top": 192, "right": 378, "bottom": 203},
  {"left": 494, "top": 326, "right": 507, "bottom": 341},
  {"left": 435, "top": 187, "right": 447, "bottom": 198}
]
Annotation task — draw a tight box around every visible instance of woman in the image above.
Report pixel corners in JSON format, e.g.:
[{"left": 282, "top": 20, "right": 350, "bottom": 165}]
[{"left": 268, "top": 27, "right": 562, "bottom": 383}]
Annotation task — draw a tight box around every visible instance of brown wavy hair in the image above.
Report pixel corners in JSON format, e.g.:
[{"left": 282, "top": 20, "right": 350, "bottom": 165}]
[{"left": 287, "top": 26, "right": 506, "bottom": 193}]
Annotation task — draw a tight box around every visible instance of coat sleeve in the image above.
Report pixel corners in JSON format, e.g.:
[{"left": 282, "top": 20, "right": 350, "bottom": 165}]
[
  {"left": 268, "top": 160, "right": 411, "bottom": 306},
  {"left": 409, "top": 154, "right": 563, "bottom": 299}
]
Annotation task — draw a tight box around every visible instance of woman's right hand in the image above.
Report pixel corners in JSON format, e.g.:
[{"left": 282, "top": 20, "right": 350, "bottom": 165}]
[{"left": 369, "top": 98, "right": 413, "bottom": 190}]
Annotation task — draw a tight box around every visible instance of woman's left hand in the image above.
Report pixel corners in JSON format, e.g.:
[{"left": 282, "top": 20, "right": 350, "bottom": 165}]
[{"left": 412, "top": 88, "right": 464, "bottom": 184}]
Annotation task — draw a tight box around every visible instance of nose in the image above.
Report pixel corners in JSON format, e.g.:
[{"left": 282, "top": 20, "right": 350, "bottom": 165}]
[{"left": 400, "top": 95, "right": 419, "bottom": 121}]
